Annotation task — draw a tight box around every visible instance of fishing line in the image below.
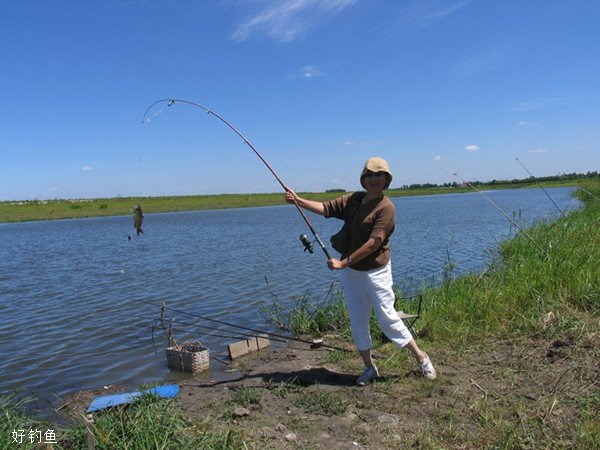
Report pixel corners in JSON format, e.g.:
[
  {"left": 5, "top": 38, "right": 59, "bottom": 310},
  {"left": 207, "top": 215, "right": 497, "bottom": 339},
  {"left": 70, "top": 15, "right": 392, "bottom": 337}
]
[
  {"left": 142, "top": 98, "right": 332, "bottom": 260},
  {"left": 454, "top": 173, "right": 548, "bottom": 257},
  {"left": 142, "top": 103, "right": 169, "bottom": 123},
  {"left": 515, "top": 158, "right": 565, "bottom": 217}
]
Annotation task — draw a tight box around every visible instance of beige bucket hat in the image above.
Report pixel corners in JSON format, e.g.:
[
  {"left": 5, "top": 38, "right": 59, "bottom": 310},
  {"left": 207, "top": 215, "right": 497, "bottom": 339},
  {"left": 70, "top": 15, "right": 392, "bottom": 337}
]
[{"left": 360, "top": 157, "right": 393, "bottom": 189}]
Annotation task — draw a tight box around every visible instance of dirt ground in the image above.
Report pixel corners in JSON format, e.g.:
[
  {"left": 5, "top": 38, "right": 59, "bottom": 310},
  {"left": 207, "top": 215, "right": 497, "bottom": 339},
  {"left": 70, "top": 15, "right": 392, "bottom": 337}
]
[{"left": 59, "top": 331, "right": 598, "bottom": 449}]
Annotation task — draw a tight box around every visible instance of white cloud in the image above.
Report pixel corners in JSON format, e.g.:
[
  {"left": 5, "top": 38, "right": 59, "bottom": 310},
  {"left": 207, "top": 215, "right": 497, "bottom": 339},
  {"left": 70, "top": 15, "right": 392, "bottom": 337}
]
[
  {"left": 48, "top": 187, "right": 59, "bottom": 192},
  {"left": 509, "top": 96, "right": 576, "bottom": 112},
  {"left": 529, "top": 148, "right": 547, "bottom": 153},
  {"left": 465, "top": 145, "right": 479, "bottom": 152},
  {"left": 434, "top": 155, "right": 442, "bottom": 161},
  {"left": 230, "top": 0, "right": 357, "bottom": 43},
  {"left": 453, "top": 44, "right": 514, "bottom": 77},
  {"left": 294, "top": 65, "right": 324, "bottom": 78},
  {"left": 342, "top": 140, "right": 381, "bottom": 148},
  {"left": 394, "top": 0, "right": 470, "bottom": 32},
  {"left": 82, "top": 166, "right": 93, "bottom": 171},
  {"left": 516, "top": 120, "right": 542, "bottom": 127}
]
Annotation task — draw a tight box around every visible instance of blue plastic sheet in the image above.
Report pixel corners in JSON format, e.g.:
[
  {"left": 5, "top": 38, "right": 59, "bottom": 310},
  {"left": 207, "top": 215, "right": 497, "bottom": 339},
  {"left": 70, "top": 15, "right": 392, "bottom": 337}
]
[{"left": 87, "top": 384, "right": 180, "bottom": 413}]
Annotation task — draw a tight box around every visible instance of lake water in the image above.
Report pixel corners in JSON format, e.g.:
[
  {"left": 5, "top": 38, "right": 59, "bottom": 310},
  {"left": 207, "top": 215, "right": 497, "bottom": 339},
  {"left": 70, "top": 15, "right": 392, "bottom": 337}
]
[{"left": 0, "top": 187, "right": 580, "bottom": 413}]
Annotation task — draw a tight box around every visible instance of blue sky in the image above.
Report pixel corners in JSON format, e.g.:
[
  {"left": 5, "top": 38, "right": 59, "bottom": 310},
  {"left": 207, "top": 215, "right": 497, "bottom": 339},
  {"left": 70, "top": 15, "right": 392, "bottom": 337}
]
[{"left": 1, "top": 0, "right": 599, "bottom": 200}]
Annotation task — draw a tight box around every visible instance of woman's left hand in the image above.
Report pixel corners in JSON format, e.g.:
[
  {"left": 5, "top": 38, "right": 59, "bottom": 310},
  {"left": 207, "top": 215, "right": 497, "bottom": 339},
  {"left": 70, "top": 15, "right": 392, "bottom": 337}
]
[{"left": 327, "top": 258, "right": 345, "bottom": 271}]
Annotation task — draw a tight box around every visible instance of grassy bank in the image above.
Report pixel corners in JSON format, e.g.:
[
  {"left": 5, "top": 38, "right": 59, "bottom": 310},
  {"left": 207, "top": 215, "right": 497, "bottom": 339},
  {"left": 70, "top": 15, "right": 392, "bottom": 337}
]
[
  {"left": 266, "top": 180, "right": 600, "bottom": 447},
  {"left": 2, "top": 181, "right": 598, "bottom": 448},
  {"left": 416, "top": 180, "right": 599, "bottom": 342},
  {"left": 0, "top": 179, "right": 579, "bottom": 223}
]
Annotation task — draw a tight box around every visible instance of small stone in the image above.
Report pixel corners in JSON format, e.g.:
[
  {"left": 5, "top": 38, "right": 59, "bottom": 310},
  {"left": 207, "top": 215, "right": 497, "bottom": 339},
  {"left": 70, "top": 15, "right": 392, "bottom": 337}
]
[
  {"left": 377, "top": 413, "right": 399, "bottom": 424},
  {"left": 275, "top": 423, "right": 287, "bottom": 432},
  {"left": 542, "top": 311, "right": 556, "bottom": 324},
  {"left": 310, "top": 338, "right": 323, "bottom": 349},
  {"left": 233, "top": 407, "right": 251, "bottom": 417},
  {"left": 285, "top": 432, "right": 297, "bottom": 441}
]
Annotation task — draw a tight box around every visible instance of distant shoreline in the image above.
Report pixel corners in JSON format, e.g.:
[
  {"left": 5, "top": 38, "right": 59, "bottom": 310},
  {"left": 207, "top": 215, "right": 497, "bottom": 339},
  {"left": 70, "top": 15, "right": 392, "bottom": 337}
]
[{"left": 0, "top": 180, "right": 580, "bottom": 224}]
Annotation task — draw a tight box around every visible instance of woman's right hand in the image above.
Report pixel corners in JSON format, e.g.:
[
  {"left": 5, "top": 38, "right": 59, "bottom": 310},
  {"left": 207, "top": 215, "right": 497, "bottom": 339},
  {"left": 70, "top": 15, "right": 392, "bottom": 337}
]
[
  {"left": 284, "top": 188, "right": 326, "bottom": 216},
  {"left": 327, "top": 258, "right": 346, "bottom": 271},
  {"left": 285, "top": 188, "right": 299, "bottom": 204}
]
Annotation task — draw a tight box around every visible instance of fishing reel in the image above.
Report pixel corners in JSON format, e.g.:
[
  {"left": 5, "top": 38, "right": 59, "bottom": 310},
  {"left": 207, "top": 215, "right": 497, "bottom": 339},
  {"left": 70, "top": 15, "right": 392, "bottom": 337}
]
[{"left": 299, "top": 234, "right": 314, "bottom": 254}]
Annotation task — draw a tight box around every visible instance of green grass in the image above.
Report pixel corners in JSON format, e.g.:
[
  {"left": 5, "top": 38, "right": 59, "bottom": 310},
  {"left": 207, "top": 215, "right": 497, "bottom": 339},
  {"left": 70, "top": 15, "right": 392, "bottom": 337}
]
[
  {"left": 61, "top": 393, "right": 247, "bottom": 449},
  {"left": 293, "top": 387, "right": 348, "bottom": 416},
  {"left": 220, "top": 387, "right": 262, "bottom": 421},
  {"left": 266, "top": 378, "right": 303, "bottom": 398},
  {"left": 578, "top": 392, "right": 600, "bottom": 449},
  {"left": 412, "top": 182, "right": 600, "bottom": 346},
  {"left": 260, "top": 285, "right": 351, "bottom": 337},
  {"left": 228, "top": 387, "right": 262, "bottom": 407},
  {"left": 0, "top": 394, "right": 51, "bottom": 450}
]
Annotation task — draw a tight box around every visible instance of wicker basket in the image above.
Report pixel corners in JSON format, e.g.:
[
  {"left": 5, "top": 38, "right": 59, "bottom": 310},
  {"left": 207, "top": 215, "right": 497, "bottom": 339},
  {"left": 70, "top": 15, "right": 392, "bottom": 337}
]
[{"left": 165, "top": 341, "right": 209, "bottom": 372}]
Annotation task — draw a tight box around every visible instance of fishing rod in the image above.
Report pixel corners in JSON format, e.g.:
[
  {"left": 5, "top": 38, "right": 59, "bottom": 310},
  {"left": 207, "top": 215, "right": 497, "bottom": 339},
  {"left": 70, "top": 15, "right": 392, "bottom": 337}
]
[
  {"left": 454, "top": 173, "right": 548, "bottom": 257},
  {"left": 515, "top": 158, "right": 565, "bottom": 217},
  {"left": 142, "top": 98, "right": 331, "bottom": 260},
  {"left": 579, "top": 185, "right": 600, "bottom": 203},
  {"left": 128, "top": 312, "right": 266, "bottom": 343},
  {"left": 155, "top": 315, "right": 291, "bottom": 345},
  {"left": 156, "top": 301, "right": 352, "bottom": 353},
  {"left": 516, "top": 158, "right": 600, "bottom": 206}
]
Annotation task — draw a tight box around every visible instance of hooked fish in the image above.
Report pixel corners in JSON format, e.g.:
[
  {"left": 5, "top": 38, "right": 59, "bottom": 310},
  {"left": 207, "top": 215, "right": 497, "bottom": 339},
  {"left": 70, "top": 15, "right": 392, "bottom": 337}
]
[{"left": 133, "top": 204, "right": 144, "bottom": 236}]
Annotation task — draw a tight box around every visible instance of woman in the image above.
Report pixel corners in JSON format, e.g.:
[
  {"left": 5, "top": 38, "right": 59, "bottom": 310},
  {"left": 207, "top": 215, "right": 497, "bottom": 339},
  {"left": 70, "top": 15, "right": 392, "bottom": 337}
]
[{"left": 285, "top": 157, "right": 436, "bottom": 385}]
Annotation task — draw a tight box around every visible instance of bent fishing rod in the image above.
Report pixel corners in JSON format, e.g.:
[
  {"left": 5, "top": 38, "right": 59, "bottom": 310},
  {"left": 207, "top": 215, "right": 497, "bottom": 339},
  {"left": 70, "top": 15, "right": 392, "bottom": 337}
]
[
  {"left": 142, "top": 98, "right": 331, "bottom": 260},
  {"left": 454, "top": 172, "right": 548, "bottom": 257}
]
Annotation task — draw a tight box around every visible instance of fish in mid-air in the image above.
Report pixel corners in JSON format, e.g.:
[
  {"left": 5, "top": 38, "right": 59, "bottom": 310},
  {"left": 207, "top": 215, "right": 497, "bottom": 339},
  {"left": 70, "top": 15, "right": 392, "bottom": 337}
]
[{"left": 133, "top": 204, "right": 144, "bottom": 236}]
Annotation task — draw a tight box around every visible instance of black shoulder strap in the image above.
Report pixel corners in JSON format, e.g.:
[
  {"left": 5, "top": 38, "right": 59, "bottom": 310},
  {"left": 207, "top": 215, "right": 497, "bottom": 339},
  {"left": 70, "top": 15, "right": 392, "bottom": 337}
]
[{"left": 346, "top": 191, "right": 366, "bottom": 222}]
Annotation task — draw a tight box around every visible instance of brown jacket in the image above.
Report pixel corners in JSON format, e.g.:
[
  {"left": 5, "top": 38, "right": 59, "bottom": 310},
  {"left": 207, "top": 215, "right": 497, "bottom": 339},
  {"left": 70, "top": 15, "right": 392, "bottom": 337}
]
[{"left": 322, "top": 192, "right": 395, "bottom": 271}]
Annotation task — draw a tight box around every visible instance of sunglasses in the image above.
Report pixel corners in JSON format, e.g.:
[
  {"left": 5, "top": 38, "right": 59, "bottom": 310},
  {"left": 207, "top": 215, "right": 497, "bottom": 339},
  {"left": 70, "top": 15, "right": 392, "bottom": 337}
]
[{"left": 363, "top": 172, "right": 385, "bottom": 178}]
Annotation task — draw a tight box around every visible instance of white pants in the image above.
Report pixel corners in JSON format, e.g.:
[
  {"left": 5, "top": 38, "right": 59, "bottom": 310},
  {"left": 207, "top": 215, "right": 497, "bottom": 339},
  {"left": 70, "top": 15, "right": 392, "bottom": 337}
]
[{"left": 341, "top": 262, "right": 413, "bottom": 351}]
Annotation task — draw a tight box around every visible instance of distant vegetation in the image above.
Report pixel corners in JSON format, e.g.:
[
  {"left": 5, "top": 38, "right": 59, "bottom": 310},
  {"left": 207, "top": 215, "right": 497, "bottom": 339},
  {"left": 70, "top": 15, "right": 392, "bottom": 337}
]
[
  {"left": 396, "top": 170, "right": 599, "bottom": 190},
  {"left": 1, "top": 171, "right": 598, "bottom": 223}
]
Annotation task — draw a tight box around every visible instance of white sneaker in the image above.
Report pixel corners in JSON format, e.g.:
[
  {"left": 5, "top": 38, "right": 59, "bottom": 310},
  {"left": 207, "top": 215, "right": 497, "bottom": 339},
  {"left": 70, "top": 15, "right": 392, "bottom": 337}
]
[
  {"left": 420, "top": 357, "right": 437, "bottom": 380},
  {"left": 356, "top": 365, "right": 379, "bottom": 386}
]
